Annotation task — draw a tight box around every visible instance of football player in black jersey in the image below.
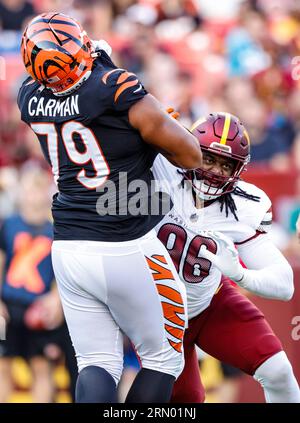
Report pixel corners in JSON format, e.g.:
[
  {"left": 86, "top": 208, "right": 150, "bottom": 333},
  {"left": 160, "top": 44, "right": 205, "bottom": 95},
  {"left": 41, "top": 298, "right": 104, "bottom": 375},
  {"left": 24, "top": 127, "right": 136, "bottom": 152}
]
[{"left": 18, "top": 13, "right": 202, "bottom": 403}]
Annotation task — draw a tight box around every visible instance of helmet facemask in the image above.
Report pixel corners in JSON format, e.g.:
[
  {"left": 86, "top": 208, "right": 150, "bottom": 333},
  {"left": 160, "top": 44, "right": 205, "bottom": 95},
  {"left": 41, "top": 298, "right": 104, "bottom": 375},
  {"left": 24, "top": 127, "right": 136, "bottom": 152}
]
[
  {"left": 187, "top": 112, "right": 251, "bottom": 201},
  {"left": 190, "top": 154, "right": 247, "bottom": 201}
]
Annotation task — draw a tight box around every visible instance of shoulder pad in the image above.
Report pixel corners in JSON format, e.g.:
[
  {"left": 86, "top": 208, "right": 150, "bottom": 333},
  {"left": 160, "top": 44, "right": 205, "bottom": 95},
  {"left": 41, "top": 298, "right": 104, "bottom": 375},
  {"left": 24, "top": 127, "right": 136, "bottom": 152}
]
[
  {"left": 233, "top": 181, "right": 272, "bottom": 232},
  {"left": 100, "top": 68, "right": 147, "bottom": 112}
]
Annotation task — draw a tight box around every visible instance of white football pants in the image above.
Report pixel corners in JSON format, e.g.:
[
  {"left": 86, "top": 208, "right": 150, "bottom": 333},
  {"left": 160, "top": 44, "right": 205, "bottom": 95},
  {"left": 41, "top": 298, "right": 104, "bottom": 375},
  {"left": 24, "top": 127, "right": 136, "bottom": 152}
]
[{"left": 51, "top": 230, "right": 187, "bottom": 385}]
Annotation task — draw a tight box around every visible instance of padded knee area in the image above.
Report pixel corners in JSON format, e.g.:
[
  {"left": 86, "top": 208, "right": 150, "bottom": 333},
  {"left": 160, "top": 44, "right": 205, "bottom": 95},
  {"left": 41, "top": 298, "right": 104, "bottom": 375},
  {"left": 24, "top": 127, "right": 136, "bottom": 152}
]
[{"left": 75, "top": 365, "right": 117, "bottom": 403}]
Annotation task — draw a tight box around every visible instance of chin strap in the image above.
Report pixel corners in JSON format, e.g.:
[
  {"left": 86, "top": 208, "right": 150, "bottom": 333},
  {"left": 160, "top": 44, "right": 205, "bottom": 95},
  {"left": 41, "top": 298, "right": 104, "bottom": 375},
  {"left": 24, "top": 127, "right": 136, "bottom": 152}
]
[{"left": 52, "top": 70, "right": 92, "bottom": 97}]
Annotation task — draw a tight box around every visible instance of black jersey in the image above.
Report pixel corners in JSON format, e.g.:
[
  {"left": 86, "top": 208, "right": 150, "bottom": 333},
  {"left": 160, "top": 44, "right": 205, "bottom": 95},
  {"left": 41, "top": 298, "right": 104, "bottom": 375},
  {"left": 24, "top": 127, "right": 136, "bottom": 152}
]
[{"left": 18, "top": 52, "right": 165, "bottom": 241}]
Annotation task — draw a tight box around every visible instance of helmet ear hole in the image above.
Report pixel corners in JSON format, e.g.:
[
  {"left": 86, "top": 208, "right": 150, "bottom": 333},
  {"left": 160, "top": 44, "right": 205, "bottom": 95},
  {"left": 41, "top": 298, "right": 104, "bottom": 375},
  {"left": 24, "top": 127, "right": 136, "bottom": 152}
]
[{"left": 70, "top": 60, "right": 77, "bottom": 70}]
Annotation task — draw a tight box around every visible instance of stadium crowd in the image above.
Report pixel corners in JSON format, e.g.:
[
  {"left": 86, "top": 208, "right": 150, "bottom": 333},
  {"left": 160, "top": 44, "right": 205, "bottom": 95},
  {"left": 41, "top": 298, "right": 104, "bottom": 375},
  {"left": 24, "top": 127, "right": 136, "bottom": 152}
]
[{"left": 0, "top": 0, "right": 300, "bottom": 402}]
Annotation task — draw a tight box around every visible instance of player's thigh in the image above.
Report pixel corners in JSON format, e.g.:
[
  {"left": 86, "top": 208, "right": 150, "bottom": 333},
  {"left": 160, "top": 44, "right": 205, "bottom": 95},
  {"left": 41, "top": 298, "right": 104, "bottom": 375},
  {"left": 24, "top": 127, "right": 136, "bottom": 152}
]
[
  {"left": 196, "top": 278, "right": 282, "bottom": 375},
  {"left": 51, "top": 244, "right": 124, "bottom": 383},
  {"left": 105, "top": 234, "right": 187, "bottom": 378}
]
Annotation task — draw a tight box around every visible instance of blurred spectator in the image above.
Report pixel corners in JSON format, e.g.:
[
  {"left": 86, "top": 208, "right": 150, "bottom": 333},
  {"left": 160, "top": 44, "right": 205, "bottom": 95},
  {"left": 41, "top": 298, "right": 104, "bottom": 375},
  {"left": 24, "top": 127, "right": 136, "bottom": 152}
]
[
  {"left": 0, "top": 0, "right": 298, "bottom": 170},
  {"left": 171, "top": 70, "right": 204, "bottom": 128},
  {"left": 197, "top": 0, "right": 244, "bottom": 22},
  {"left": 155, "top": 0, "right": 201, "bottom": 25},
  {"left": 0, "top": 167, "right": 75, "bottom": 402},
  {"left": 296, "top": 212, "right": 300, "bottom": 240},
  {"left": 117, "top": 7, "right": 158, "bottom": 81},
  {"left": 0, "top": 0, "right": 300, "bottom": 403},
  {"left": 33, "top": 0, "right": 72, "bottom": 14},
  {"left": 0, "top": 0, "right": 35, "bottom": 30},
  {"left": 0, "top": 166, "right": 18, "bottom": 219},
  {"left": 214, "top": 362, "right": 243, "bottom": 403},
  {"left": 112, "top": 0, "right": 136, "bottom": 17},
  {"left": 234, "top": 96, "right": 295, "bottom": 169},
  {"left": 195, "top": 348, "right": 243, "bottom": 403},
  {"left": 73, "top": 0, "right": 113, "bottom": 39},
  {"left": 226, "top": 10, "right": 271, "bottom": 77}
]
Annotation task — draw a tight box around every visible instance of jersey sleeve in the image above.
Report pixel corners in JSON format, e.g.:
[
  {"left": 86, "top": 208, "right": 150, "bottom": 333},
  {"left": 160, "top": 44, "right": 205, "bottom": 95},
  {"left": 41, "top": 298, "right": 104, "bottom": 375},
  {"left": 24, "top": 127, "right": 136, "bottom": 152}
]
[
  {"left": 99, "top": 67, "right": 148, "bottom": 113},
  {"left": 233, "top": 181, "right": 272, "bottom": 245},
  {"left": 257, "top": 205, "right": 272, "bottom": 234},
  {"left": 250, "top": 186, "right": 272, "bottom": 233},
  {"left": 152, "top": 154, "right": 183, "bottom": 196}
]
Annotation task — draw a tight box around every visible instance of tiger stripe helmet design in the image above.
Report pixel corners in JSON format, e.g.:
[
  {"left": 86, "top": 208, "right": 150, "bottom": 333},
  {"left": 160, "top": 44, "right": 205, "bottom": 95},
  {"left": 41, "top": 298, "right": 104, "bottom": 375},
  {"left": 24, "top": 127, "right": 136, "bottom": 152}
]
[
  {"left": 188, "top": 112, "right": 251, "bottom": 200},
  {"left": 21, "top": 13, "right": 93, "bottom": 96}
]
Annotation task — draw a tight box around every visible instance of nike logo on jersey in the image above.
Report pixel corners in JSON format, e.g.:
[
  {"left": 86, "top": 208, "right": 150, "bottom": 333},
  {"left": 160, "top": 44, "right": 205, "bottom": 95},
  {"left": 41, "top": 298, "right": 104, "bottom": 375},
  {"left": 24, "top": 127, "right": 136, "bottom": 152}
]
[
  {"left": 28, "top": 94, "right": 80, "bottom": 117},
  {"left": 133, "top": 84, "right": 142, "bottom": 93}
]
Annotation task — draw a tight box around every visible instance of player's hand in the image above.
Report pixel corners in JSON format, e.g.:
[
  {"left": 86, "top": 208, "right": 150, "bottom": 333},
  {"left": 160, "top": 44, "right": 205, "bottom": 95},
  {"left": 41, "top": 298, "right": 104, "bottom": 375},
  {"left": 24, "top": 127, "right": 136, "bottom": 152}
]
[
  {"left": 91, "top": 39, "right": 112, "bottom": 57},
  {"left": 200, "top": 231, "right": 245, "bottom": 282},
  {"left": 166, "top": 107, "right": 180, "bottom": 120}
]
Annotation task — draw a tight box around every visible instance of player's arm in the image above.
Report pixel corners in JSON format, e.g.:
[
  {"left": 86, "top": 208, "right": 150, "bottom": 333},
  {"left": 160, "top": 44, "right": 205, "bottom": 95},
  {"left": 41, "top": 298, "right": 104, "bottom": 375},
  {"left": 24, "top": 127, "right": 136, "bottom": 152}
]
[
  {"left": 200, "top": 192, "right": 294, "bottom": 301},
  {"left": 236, "top": 235, "right": 294, "bottom": 301},
  {"left": 129, "top": 94, "right": 202, "bottom": 170},
  {"left": 235, "top": 200, "right": 294, "bottom": 300},
  {"left": 201, "top": 230, "right": 294, "bottom": 301}
]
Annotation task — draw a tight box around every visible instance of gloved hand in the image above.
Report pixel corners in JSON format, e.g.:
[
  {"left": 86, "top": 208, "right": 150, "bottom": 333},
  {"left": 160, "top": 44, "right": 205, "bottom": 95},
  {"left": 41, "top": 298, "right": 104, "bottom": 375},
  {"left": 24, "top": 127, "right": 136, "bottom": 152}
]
[
  {"left": 91, "top": 39, "right": 112, "bottom": 57},
  {"left": 200, "top": 231, "right": 245, "bottom": 282}
]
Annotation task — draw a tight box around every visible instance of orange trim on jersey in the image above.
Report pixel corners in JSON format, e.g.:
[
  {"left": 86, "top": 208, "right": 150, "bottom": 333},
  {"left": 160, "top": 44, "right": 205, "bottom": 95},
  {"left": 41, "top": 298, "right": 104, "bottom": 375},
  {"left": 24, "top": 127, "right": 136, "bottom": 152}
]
[
  {"left": 114, "top": 79, "right": 138, "bottom": 103},
  {"left": 152, "top": 255, "right": 167, "bottom": 264},
  {"left": 146, "top": 256, "right": 175, "bottom": 281},
  {"left": 116, "top": 71, "right": 135, "bottom": 85},
  {"left": 101, "top": 69, "right": 120, "bottom": 84}
]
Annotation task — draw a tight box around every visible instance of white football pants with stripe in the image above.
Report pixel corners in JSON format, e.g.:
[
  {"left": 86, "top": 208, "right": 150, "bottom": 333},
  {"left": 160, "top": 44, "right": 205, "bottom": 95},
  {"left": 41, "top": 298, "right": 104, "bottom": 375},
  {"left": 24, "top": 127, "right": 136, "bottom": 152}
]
[{"left": 51, "top": 229, "right": 187, "bottom": 385}]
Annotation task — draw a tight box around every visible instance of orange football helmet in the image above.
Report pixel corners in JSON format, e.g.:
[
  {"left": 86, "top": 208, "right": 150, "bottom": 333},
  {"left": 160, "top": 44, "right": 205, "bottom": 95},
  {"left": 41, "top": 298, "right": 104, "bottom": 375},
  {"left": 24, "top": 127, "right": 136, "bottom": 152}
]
[{"left": 21, "top": 12, "right": 93, "bottom": 96}]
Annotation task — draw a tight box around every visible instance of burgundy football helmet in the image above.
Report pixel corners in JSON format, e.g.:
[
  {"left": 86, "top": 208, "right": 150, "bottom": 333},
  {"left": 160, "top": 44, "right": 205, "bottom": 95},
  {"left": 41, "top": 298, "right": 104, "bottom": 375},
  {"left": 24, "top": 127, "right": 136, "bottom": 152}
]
[{"left": 188, "top": 112, "right": 251, "bottom": 200}]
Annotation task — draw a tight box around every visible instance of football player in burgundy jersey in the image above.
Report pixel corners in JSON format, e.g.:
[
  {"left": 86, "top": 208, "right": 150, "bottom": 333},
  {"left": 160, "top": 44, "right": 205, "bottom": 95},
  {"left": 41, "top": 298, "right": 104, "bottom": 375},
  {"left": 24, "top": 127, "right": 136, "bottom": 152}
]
[
  {"left": 152, "top": 113, "right": 300, "bottom": 402},
  {"left": 18, "top": 12, "right": 202, "bottom": 403}
]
